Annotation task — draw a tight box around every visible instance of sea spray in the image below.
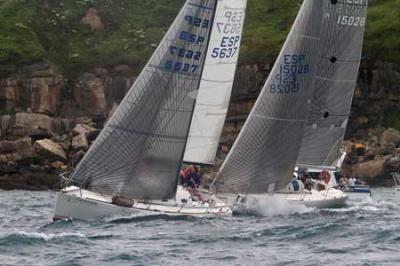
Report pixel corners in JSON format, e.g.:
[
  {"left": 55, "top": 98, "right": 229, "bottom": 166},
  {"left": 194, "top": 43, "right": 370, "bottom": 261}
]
[{"left": 233, "top": 195, "right": 315, "bottom": 217}]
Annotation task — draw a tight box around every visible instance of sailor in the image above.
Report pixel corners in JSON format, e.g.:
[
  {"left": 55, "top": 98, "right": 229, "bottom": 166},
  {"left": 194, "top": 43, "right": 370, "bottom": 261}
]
[
  {"left": 349, "top": 176, "right": 356, "bottom": 186},
  {"left": 180, "top": 165, "right": 205, "bottom": 201},
  {"left": 180, "top": 165, "right": 195, "bottom": 186},
  {"left": 187, "top": 166, "right": 202, "bottom": 188},
  {"left": 319, "top": 170, "right": 331, "bottom": 185},
  {"left": 299, "top": 169, "right": 313, "bottom": 191}
]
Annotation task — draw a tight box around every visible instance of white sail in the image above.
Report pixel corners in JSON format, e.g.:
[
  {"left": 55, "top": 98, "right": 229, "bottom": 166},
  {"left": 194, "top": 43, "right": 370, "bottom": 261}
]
[{"left": 183, "top": 0, "right": 247, "bottom": 165}]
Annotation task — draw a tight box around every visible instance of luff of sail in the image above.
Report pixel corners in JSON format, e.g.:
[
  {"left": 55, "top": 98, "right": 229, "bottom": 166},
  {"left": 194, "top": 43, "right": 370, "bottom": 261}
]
[
  {"left": 70, "top": 0, "right": 218, "bottom": 200},
  {"left": 297, "top": 0, "right": 368, "bottom": 168},
  {"left": 215, "top": 0, "right": 324, "bottom": 195},
  {"left": 183, "top": 0, "right": 247, "bottom": 165}
]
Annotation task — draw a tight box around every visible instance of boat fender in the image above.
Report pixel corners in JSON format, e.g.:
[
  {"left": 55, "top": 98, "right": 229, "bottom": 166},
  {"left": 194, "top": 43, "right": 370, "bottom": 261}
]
[{"left": 111, "top": 196, "right": 135, "bottom": 207}]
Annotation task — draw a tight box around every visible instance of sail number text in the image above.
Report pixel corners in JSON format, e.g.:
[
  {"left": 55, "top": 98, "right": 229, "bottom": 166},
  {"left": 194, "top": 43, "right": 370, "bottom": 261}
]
[
  {"left": 211, "top": 36, "right": 240, "bottom": 59},
  {"left": 337, "top": 15, "right": 366, "bottom": 27},
  {"left": 163, "top": 16, "right": 208, "bottom": 74},
  {"left": 210, "top": 10, "right": 244, "bottom": 59},
  {"left": 216, "top": 11, "right": 243, "bottom": 34},
  {"left": 270, "top": 54, "right": 310, "bottom": 94},
  {"left": 184, "top": 15, "right": 210, "bottom": 28},
  {"left": 165, "top": 60, "right": 198, "bottom": 73}
]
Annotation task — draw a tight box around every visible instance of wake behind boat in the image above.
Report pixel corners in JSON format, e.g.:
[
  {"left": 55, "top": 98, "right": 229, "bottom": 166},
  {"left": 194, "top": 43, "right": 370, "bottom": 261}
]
[{"left": 53, "top": 0, "right": 248, "bottom": 221}]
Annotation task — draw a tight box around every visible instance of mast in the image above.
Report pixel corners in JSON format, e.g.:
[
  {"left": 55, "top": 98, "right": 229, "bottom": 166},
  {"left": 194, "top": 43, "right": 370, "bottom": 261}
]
[
  {"left": 69, "top": 0, "right": 218, "bottom": 200},
  {"left": 183, "top": 0, "right": 248, "bottom": 165}
]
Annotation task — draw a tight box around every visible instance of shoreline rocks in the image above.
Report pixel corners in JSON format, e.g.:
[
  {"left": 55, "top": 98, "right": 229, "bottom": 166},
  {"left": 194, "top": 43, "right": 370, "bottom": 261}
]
[{"left": 0, "top": 61, "right": 399, "bottom": 190}]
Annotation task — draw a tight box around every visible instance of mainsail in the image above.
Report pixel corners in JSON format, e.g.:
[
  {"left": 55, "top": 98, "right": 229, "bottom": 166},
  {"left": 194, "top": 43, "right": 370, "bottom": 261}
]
[
  {"left": 215, "top": 0, "right": 325, "bottom": 194},
  {"left": 297, "top": 0, "right": 368, "bottom": 168},
  {"left": 183, "top": 0, "right": 247, "bottom": 165},
  {"left": 70, "top": 0, "right": 218, "bottom": 200}
]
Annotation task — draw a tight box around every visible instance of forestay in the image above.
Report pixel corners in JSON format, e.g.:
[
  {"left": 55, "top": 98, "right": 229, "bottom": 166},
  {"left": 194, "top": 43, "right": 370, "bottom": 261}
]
[
  {"left": 183, "top": 0, "right": 247, "bottom": 165},
  {"left": 215, "top": 0, "right": 324, "bottom": 194},
  {"left": 70, "top": 0, "right": 217, "bottom": 200},
  {"left": 297, "top": 0, "right": 368, "bottom": 167}
]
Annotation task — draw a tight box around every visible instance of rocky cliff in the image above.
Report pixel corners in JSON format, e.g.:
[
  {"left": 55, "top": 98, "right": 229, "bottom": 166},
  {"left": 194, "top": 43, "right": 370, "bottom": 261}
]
[
  {"left": 1, "top": 0, "right": 399, "bottom": 189},
  {"left": 0, "top": 59, "right": 399, "bottom": 189}
]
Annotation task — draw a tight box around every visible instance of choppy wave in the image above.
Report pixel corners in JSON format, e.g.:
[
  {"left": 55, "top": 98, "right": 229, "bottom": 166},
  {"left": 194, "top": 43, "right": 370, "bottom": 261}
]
[
  {"left": 0, "top": 231, "right": 86, "bottom": 246},
  {"left": 2, "top": 188, "right": 400, "bottom": 265}
]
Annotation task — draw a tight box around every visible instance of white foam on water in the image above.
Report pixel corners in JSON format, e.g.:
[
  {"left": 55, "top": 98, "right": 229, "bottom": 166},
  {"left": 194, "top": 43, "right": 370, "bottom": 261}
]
[
  {"left": 5, "top": 231, "right": 86, "bottom": 241},
  {"left": 327, "top": 197, "right": 400, "bottom": 213},
  {"left": 234, "top": 195, "right": 316, "bottom": 217}
]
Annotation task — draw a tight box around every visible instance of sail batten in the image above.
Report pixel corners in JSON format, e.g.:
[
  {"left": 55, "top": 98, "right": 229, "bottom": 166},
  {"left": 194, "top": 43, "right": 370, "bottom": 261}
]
[{"left": 70, "top": 0, "right": 218, "bottom": 200}]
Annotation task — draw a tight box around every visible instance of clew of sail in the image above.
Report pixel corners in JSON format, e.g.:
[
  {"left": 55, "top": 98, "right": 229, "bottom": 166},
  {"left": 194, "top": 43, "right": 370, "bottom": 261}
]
[
  {"left": 70, "top": 0, "right": 218, "bottom": 200},
  {"left": 183, "top": 0, "right": 247, "bottom": 165},
  {"left": 297, "top": 0, "right": 368, "bottom": 168},
  {"left": 214, "top": 0, "right": 325, "bottom": 195}
]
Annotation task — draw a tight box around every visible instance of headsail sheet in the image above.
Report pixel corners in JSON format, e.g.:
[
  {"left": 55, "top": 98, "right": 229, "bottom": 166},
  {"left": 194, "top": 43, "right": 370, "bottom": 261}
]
[
  {"left": 297, "top": 0, "right": 368, "bottom": 167},
  {"left": 183, "top": 0, "right": 247, "bottom": 165},
  {"left": 70, "top": 0, "right": 217, "bottom": 200},
  {"left": 215, "top": 0, "right": 324, "bottom": 194}
]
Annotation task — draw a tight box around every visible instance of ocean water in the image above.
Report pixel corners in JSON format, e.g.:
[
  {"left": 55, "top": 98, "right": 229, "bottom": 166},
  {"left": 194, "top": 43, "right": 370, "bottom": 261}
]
[{"left": 1, "top": 188, "right": 400, "bottom": 266}]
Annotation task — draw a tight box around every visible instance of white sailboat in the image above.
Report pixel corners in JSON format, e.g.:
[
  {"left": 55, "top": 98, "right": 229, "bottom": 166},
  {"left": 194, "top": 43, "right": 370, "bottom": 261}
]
[
  {"left": 213, "top": 0, "right": 368, "bottom": 211},
  {"left": 53, "top": 0, "right": 247, "bottom": 221}
]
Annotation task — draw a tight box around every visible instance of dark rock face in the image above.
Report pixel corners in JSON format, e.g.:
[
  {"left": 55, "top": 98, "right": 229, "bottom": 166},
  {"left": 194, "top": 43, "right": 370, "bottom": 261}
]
[
  {"left": 0, "top": 61, "right": 399, "bottom": 190},
  {"left": 0, "top": 138, "right": 33, "bottom": 164}
]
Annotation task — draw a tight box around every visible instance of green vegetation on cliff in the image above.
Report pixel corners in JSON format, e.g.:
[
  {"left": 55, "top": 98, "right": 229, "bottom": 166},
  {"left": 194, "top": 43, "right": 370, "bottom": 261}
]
[{"left": 0, "top": 0, "right": 399, "bottom": 76}]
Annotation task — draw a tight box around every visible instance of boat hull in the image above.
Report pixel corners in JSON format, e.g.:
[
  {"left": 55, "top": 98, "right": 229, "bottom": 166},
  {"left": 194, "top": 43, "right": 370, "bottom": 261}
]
[
  {"left": 289, "top": 188, "right": 348, "bottom": 208},
  {"left": 218, "top": 188, "right": 347, "bottom": 215},
  {"left": 53, "top": 186, "right": 232, "bottom": 221}
]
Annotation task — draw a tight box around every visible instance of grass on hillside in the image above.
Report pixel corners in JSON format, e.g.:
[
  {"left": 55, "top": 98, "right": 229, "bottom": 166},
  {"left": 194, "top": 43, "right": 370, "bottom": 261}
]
[{"left": 0, "top": 0, "right": 399, "bottom": 77}]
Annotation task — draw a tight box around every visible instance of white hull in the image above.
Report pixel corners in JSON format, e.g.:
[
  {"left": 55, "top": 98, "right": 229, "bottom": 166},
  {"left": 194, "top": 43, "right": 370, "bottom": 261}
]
[
  {"left": 218, "top": 188, "right": 347, "bottom": 215},
  {"left": 53, "top": 186, "right": 232, "bottom": 221},
  {"left": 290, "top": 188, "right": 348, "bottom": 209}
]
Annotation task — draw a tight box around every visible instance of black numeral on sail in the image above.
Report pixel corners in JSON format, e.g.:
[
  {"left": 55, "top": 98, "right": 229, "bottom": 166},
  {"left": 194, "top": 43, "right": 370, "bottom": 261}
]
[
  {"left": 184, "top": 16, "right": 209, "bottom": 28},
  {"left": 170, "top": 46, "right": 201, "bottom": 60}
]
